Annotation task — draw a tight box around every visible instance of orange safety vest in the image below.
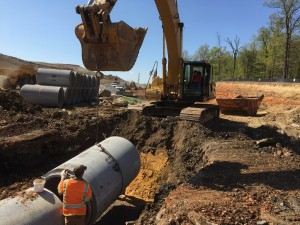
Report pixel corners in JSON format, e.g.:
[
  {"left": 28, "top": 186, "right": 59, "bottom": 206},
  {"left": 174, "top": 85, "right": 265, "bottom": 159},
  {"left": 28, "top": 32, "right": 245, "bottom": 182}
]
[{"left": 58, "top": 178, "right": 92, "bottom": 216}]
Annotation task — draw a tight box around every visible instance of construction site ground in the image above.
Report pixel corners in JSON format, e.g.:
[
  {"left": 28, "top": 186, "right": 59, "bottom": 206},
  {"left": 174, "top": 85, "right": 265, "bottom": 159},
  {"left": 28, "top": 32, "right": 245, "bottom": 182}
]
[{"left": 0, "top": 81, "right": 299, "bottom": 225}]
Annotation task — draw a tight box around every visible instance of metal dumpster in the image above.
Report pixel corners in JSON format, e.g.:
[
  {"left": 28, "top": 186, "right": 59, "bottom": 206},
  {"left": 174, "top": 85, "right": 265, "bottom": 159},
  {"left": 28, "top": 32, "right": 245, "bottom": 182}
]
[{"left": 216, "top": 95, "right": 264, "bottom": 116}]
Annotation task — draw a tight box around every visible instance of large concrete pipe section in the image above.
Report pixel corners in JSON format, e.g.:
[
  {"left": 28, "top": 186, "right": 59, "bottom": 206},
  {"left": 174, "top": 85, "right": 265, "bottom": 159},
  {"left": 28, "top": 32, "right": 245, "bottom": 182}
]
[
  {"left": 62, "top": 87, "right": 73, "bottom": 106},
  {"left": 87, "top": 75, "right": 92, "bottom": 88},
  {"left": 20, "top": 84, "right": 64, "bottom": 108},
  {"left": 0, "top": 136, "right": 140, "bottom": 225},
  {"left": 36, "top": 68, "right": 76, "bottom": 87},
  {"left": 75, "top": 72, "right": 82, "bottom": 88},
  {"left": 44, "top": 136, "right": 140, "bottom": 225},
  {"left": 0, "top": 188, "right": 64, "bottom": 225}
]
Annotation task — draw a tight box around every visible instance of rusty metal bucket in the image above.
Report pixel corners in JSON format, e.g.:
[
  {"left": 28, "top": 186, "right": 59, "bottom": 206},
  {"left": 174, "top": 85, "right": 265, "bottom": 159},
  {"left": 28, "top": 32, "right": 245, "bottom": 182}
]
[{"left": 75, "top": 21, "right": 147, "bottom": 71}]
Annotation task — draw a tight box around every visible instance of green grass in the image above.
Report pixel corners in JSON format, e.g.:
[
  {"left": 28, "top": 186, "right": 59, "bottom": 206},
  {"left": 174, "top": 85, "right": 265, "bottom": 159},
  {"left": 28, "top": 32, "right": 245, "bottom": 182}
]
[{"left": 121, "top": 96, "right": 144, "bottom": 105}]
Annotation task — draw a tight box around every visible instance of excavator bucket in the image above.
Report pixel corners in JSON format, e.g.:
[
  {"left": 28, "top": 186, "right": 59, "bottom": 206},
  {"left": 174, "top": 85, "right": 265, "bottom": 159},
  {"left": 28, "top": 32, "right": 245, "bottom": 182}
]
[{"left": 75, "top": 2, "right": 147, "bottom": 71}]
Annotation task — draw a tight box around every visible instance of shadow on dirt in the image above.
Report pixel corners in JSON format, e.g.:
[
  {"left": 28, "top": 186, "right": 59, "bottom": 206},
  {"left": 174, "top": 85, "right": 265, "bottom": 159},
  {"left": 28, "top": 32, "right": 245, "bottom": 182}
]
[
  {"left": 220, "top": 111, "right": 268, "bottom": 117},
  {"left": 188, "top": 161, "right": 300, "bottom": 191},
  {"left": 96, "top": 196, "right": 147, "bottom": 225},
  {"left": 206, "top": 118, "right": 300, "bottom": 156},
  {"left": 246, "top": 125, "right": 300, "bottom": 156}
]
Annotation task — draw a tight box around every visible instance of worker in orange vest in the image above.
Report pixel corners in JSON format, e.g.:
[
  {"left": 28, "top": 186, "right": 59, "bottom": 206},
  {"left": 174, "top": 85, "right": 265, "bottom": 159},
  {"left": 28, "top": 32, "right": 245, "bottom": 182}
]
[{"left": 58, "top": 165, "right": 93, "bottom": 225}]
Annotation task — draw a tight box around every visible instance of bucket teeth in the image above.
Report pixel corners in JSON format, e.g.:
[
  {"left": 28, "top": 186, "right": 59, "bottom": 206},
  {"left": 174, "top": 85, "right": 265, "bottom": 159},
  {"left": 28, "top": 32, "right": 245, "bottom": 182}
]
[{"left": 75, "top": 2, "right": 147, "bottom": 71}]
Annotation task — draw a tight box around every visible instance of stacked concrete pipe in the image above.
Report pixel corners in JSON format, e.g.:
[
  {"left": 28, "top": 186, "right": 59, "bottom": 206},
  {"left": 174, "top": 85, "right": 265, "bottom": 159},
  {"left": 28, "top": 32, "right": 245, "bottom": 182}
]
[
  {"left": 0, "top": 136, "right": 141, "bottom": 225},
  {"left": 20, "top": 68, "right": 100, "bottom": 107},
  {"left": 20, "top": 85, "right": 65, "bottom": 108}
]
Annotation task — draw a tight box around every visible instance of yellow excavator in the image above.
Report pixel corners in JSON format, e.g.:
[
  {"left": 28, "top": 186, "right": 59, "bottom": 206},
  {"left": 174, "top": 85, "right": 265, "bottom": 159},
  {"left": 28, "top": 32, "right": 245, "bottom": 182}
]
[{"left": 75, "top": 0, "right": 219, "bottom": 123}]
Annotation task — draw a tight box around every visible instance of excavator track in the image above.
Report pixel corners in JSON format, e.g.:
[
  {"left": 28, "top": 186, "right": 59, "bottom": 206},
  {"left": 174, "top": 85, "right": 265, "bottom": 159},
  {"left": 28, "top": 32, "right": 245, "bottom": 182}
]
[
  {"left": 179, "top": 104, "right": 220, "bottom": 123},
  {"left": 142, "top": 103, "right": 220, "bottom": 124}
]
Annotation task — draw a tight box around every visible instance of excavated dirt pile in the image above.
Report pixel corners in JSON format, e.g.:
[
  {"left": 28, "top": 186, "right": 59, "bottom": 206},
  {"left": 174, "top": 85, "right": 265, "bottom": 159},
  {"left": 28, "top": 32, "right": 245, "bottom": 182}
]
[{"left": 0, "top": 82, "right": 300, "bottom": 225}]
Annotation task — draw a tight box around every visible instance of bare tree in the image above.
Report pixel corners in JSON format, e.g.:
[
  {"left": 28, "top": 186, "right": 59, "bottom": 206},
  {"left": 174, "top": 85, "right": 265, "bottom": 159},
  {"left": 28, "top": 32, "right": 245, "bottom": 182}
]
[
  {"left": 264, "top": 0, "right": 300, "bottom": 78},
  {"left": 225, "top": 36, "right": 242, "bottom": 78},
  {"left": 182, "top": 50, "right": 191, "bottom": 61},
  {"left": 216, "top": 33, "right": 226, "bottom": 77}
]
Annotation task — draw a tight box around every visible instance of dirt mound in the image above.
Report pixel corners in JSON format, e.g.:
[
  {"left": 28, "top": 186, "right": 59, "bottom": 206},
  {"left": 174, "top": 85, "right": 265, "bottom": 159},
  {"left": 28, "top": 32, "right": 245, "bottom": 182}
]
[
  {"left": 0, "top": 53, "right": 127, "bottom": 87},
  {"left": 0, "top": 89, "right": 41, "bottom": 112}
]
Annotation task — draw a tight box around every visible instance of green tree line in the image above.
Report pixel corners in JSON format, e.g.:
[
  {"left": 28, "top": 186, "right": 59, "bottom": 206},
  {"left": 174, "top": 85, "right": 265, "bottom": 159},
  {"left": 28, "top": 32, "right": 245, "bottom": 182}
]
[{"left": 183, "top": 0, "right": 300, "bottom": 80}]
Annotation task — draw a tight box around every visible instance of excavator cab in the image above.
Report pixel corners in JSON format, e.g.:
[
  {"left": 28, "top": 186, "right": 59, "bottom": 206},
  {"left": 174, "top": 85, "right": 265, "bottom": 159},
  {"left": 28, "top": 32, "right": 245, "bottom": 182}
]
[
  {"left": 182, "top": 61, "right": 215, "bottom": 102},
  {"left": 75, "top": 0, "right": 147, "bottom": 71}
]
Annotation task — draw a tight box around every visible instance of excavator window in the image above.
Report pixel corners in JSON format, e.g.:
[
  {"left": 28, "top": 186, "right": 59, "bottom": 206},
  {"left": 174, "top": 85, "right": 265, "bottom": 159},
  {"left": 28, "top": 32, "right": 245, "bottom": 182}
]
[{"left": 183, "top": 63, "right": 204, "bottom": 99}]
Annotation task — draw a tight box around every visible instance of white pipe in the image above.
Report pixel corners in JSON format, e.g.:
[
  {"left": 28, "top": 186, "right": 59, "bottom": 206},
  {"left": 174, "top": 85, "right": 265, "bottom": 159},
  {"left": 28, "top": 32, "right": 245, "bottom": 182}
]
[
  {"left": 20, "top": 85, "right": 64, "bottom": 108},
  {"left": 36, "top": 68, "right": 76, "bottom": 87},
  {"left": 71, "top": 88, "right": 78, "bottom": 105},
  {"left": 75, "top": 72, "right": 82, "bottom": 88},
  {"left": 62, "top": 87, "right": 73, "bottom": 106},
  {"left": 0, "top": 188, "right": 64, "bottom": 225},
  {"left": 87, "top": 75, "right": 92, "bottom": 88}
]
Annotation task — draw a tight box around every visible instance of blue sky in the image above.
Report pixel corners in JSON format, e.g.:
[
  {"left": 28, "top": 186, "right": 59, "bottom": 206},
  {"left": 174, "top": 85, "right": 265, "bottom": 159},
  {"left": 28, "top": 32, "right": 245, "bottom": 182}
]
[{"left": 0, "top": 0, "right": 276, "bottom": 83}]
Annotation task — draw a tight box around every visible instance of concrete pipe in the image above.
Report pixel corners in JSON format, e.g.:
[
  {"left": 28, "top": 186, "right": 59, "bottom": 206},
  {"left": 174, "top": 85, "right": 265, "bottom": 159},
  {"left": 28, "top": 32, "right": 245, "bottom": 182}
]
[
  {"left": 83, "top": 74, "right": 89, "bottom": 88},
  {"left": 81, "top": 74, "right": 87, "bottom": 88},
  {"left": 76, "top": 88, "right": 84, "bottom": 103},
  {"left": 20, "top": 84, "right": 64, "bottom": 108},
  {"left": 0, "top": 136, "right": 140, "bottom": 225},
  {"left": 89, "top": 88, "right": 94, "bottom": 100},
  {"left": 88, "top": 89, "right": 95, "bottom": 102},
  {"left": 80, "top": 88, "right": 85, "bottom": 102},
  {"left": 93, "top": 88, "right": 99, "bottom": 99},
  {"left": 36, "top": 68, "right": 76, "bottom": 87},
  {"left": 78, "top": 88, "right": 83, "bottom": 103},
  {"left": 62, "top": 87, "right": 73, "bottom": 106},
  {"left": 85, "top": 88, "right": 92, "bottom": 102},
  {"left": 0, "top": 188, "right": 64, "bottom": 225},
  {"left": 96, "top": 76, "right": 100, "bottom": 90},
  {"left": 70, "top": 88, "right": 77, "bottom": 105},
  {"left": 74, "top": 89, "right": 80, "bottom": 104},
  {"left": 87, "top": 75, "right": 92, "bottom": 89},
  {"left": 91, "top": 76, "right": 97, "bottom": 89},
  {"left": 75, "top": 72, "right": 83, "bottom": 88},
  {"left": 43, "top": 136, "right": 141, "bottom": 225},
  {"left": 83, "top": 89, "right": 89, "bottom": 102},
  {"left": 69, "top": 88, "right": 75, "bottom": 105},
  {"left": 72, "top": 88, "right": 80, "bottom": 104}
]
